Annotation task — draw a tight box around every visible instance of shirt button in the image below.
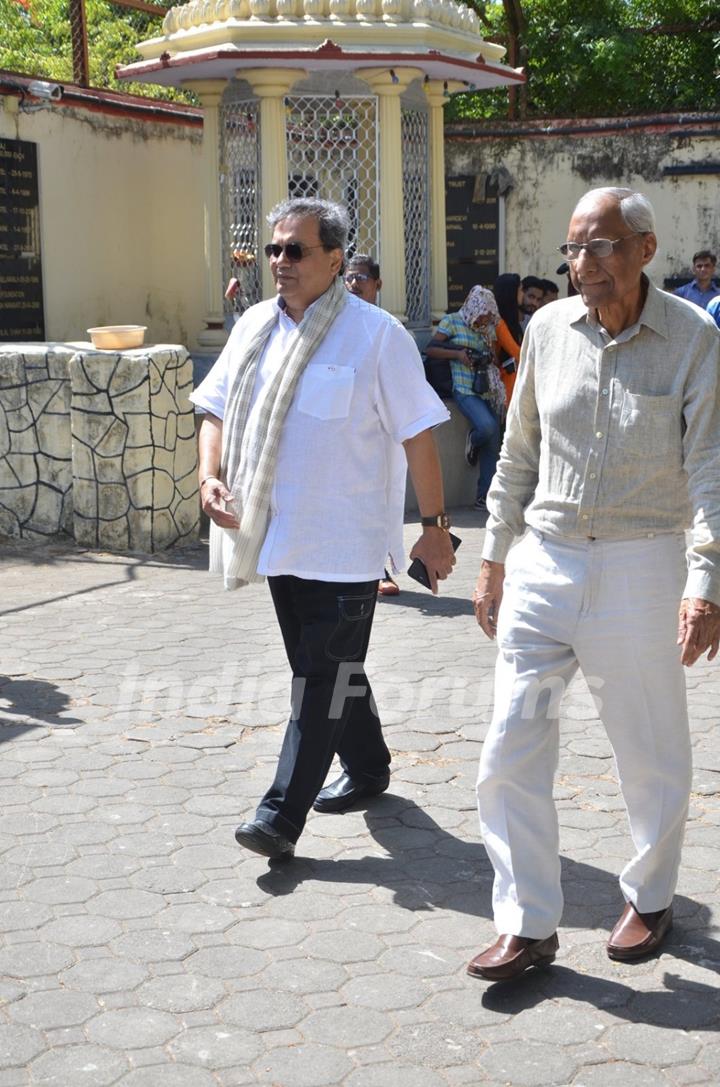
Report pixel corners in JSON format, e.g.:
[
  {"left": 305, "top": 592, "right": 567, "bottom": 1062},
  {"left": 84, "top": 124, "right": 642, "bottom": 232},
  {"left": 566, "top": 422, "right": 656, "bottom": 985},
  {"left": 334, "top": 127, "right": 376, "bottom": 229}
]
[
  {"left": 595, "top": 431, "right": 603, "bottom": 439},
  {"left": 589, "top": 472, "right": 596, "bottom": 479},
  {"left": 582, "top": 514, "right": 589, "bottom": 520},
  {"left": 602, "top": 388, "right": 609, "bottom": 396}
]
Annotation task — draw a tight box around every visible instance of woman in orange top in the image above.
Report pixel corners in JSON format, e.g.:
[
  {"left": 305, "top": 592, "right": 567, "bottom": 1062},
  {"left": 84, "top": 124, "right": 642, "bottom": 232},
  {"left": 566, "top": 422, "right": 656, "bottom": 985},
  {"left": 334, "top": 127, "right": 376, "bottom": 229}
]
[{"left": 493, "top": 274, "right": 523, "bottom": 405}]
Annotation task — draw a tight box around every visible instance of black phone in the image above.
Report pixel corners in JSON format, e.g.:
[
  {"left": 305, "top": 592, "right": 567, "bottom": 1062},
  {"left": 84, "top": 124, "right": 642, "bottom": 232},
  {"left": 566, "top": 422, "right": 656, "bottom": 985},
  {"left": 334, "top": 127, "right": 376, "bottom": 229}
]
[{"left": 407, "top": 532, "right": 462, "bottom": 590}]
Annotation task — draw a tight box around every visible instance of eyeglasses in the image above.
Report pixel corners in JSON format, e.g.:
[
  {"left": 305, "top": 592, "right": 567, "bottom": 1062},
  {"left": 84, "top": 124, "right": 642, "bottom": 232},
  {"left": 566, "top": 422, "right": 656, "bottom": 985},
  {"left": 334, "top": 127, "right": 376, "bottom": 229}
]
[
  {"left": 344, "top": 273, "right": 371, "bottom": 284},
  {"left": 264, "top": 242, "right": 326, "bottom": 262},
  {"left": 558, "top": 234, "right": 641, "bottom": 260}
]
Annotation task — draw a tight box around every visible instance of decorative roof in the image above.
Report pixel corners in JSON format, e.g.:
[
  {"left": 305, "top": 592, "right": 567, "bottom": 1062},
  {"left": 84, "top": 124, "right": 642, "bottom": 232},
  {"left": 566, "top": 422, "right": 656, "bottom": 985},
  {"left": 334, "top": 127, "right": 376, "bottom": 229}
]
[
  {"left": 117, "top": 0, "right": 523, "bottom": 90},
  {"left": 157, "top": 0, "right": 497, "bottom": 59}
]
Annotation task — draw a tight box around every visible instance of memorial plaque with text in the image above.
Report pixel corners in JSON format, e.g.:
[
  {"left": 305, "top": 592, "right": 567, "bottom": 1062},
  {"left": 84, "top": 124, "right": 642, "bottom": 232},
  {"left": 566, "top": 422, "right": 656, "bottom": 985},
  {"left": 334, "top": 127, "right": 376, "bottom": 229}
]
[
  {"left": 0, "top": 138, "right": 45, "bottom": 341},
  {"left": 446, "top": 175, "right": 500, "bottom": 312}
]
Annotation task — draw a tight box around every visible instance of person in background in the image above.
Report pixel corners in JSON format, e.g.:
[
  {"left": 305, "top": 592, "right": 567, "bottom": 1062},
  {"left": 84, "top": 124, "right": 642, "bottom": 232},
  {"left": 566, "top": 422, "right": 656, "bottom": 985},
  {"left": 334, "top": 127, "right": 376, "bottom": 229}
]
[
  {"left": 556, "top": 261, "right": 579, "bottom": 298},
  {"left": 492, "top": 273, "right": 523, "bottom": 405},
  {"left": 673, "top": 250, "right": 719, "bottom": 309},
  {"left": 224, "top": 248, "right": 256, "bottom": 324},
  {"left": 540, "top": 279, "right": 559, "bottom": 306},
  {"left": 344, "top": 253, "right": 381, "bottom": 305},
  {"left": 343, "top": 253, "right": 400, "bottom": 598},
  {"left": 707, "top": 294, "right": 720, "bottom": 329},
  {"left": 425, "top": 287, "right": 505, "bottom": 512},
  {"left": 519, "top": 275, "right": 545, "bottom": 331}
]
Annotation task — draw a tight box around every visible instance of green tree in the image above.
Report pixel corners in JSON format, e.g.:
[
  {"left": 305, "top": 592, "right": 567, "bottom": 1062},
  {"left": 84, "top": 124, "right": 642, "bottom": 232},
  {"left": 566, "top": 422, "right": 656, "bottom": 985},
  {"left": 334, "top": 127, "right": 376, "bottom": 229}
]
[
  {"left": 0, "top": 0, "right": 717, "bottom": 113},
  {"left": 449, "top": 0, "right": 719, "bottom": 120},
  {"left": 0, "top": 0, "right": 193, "bottom": 101}
]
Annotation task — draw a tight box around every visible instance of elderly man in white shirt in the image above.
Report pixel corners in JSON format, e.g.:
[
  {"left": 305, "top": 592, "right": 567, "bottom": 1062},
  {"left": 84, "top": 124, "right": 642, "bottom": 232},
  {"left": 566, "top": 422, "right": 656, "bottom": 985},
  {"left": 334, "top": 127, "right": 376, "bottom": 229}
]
[
  {"left": 191, "top": 197, "right": 455, "bottom": 861},
  {"left": 468, "top": 186, "right": 720, "bottom": 982}
]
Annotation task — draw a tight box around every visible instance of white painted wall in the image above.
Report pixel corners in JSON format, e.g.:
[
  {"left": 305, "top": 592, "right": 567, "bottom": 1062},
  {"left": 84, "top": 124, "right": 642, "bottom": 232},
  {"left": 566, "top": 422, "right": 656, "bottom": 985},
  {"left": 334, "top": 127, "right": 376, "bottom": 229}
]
[
  {"left": 446, "top": 120, "right": 720, "bottom": 290},
  {"left": 0, "top": 94, "right": 205, "bottom": 348},
  {"left": 4, "top": 96, "right": 716, "bottom": 353}
]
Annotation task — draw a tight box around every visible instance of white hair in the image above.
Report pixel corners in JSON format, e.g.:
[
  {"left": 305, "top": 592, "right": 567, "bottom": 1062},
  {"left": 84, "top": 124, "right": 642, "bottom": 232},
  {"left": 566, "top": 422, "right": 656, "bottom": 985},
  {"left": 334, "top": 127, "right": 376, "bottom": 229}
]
[{"left": 573, "top": 187, "right": 656, "bottom": 234}]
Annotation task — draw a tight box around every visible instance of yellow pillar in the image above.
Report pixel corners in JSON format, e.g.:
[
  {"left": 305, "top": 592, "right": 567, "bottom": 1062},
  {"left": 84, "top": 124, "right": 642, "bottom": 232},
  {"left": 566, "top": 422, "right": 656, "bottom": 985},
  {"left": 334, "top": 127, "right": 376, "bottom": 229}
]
[
  {"left": 357, "top": 68, "right": 423, "bottom": 325},
  {"left": 243, "top": 68, "right": 307, "bottom": 299},
  {"left": 184, "top": 80, "right": 229, "bottom": 350},
  {"left": 424, "top": 80, "right": 465, "bottom": 322}
]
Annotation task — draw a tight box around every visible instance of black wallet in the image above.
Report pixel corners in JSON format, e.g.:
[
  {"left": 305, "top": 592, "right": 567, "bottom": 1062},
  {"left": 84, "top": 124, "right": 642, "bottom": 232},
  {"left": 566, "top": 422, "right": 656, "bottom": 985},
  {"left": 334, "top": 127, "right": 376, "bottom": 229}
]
[{"left": 407, "top": 532, "right": 462, "bottom": 590}]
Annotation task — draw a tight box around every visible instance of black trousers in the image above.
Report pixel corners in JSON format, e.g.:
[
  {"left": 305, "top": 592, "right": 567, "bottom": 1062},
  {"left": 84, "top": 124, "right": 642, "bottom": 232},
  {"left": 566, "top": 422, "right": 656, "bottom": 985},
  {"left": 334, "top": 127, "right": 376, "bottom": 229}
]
[{"left": 256, "top": 575, "right": 391, "bottom": 842}]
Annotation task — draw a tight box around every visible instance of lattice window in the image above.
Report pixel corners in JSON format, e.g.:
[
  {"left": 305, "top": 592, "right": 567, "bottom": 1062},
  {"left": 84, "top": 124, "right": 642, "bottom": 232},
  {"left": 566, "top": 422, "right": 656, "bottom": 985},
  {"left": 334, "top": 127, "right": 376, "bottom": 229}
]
[
  {"left": 285, "top": 95, "right": 379, "bottom": 263},
  {"left": 220, "top": 92, "right": 261, "bottom": 317},
  {"left": 401, "top": 106, "right": 430, "bottom": 329}
]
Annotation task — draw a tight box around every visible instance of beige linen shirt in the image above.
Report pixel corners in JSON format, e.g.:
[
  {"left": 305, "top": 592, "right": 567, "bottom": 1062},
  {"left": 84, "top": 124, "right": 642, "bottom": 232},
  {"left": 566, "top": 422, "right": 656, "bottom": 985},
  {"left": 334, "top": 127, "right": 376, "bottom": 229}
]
[{"left": 483, "top": 279, "right": 720, "bottom": 605}]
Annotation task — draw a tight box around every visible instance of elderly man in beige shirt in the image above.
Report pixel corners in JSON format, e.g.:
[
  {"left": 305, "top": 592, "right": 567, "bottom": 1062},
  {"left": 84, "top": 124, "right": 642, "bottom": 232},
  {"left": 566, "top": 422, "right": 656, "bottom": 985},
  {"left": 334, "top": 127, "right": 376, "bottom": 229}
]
[{"left": 468, "top": 186, "right": 720, "bottom": 982}]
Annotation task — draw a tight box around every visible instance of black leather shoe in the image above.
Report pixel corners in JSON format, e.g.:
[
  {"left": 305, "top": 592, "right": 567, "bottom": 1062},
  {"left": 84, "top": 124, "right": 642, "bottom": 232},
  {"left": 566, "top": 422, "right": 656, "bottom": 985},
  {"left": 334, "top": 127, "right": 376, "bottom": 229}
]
[
  {"left": 313, "top": 771, "right": 390, "bottom": 814},
  {"left": 234, "top": 820, "right": 295, "bottom": 860}
]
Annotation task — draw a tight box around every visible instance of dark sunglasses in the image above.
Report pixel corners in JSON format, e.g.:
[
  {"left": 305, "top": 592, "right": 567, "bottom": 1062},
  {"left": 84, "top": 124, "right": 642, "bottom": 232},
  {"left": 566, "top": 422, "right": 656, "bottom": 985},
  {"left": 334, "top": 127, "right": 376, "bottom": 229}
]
[{"left": 264, "top": 242, "right": 327, "bottom": 262}]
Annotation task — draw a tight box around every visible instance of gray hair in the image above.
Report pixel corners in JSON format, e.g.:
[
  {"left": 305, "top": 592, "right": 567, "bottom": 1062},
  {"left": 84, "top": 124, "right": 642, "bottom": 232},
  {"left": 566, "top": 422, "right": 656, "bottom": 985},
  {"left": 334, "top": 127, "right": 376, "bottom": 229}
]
[
  {"left": 573, "top": 187, "right": 656, "bottom": 234},
  {"left": 267, "top": 198, "right": 349, "bottom": 252}
]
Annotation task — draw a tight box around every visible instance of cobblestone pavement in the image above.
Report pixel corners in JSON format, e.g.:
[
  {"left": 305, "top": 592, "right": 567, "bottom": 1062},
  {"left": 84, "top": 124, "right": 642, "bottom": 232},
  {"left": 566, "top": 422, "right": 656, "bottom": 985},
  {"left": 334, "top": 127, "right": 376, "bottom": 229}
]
[{"left": 1, "top": 512, "right": 719, "bottom": 1087}]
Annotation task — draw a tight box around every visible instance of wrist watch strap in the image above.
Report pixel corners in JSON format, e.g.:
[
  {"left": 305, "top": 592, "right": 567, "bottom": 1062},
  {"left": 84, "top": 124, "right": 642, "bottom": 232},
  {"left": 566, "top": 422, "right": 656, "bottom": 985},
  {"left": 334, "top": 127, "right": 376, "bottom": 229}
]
[{"left": 420, "top": 513, "right": 450, "bottom": 529}]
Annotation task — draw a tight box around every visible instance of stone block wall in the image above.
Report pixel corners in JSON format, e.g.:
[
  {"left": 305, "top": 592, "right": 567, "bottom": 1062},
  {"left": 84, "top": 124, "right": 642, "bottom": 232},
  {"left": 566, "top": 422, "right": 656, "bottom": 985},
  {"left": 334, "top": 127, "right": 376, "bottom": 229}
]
[
  {"left": 0, "top": 346, "right": 74, "bottom": 538},
  {"left": 0, "top": 344, "right": 199, "bottom": 551}
]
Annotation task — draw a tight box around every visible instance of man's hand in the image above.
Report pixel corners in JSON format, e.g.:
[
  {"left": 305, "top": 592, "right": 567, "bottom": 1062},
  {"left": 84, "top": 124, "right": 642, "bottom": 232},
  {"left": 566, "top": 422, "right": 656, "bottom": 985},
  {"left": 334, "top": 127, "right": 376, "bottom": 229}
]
[
  {"left": 408, "top": 528, "right": 456, "bottom": 595},
  {"left": 677, "top": 597, "right": 720, "bottom": 666},
  {"left": 200, "top": 477, "right": 240, "bottom": 529},
  {"left": 473, "top": 559, "right": 505, "bottom": 639}
]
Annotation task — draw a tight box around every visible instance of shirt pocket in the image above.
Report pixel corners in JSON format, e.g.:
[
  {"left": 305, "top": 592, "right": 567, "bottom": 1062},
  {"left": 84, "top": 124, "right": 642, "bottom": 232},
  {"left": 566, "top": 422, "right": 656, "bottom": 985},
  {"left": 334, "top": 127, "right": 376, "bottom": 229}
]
[
  {"left": 296, "top": 364, "right": 355, "bottom": 421},
  {"left": 618, "top": 390, "right": 681, "bottom": 459}
]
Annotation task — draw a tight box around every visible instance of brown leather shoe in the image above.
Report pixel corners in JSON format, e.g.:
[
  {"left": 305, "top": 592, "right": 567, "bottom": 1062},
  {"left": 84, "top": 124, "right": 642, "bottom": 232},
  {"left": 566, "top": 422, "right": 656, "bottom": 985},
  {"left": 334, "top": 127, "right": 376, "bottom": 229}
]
[
  {"left": 607, "top": 902, "right": 673, "bottom": 961},
  {"left": 467, "top": 933, "right": 559, "bottom": 981}
]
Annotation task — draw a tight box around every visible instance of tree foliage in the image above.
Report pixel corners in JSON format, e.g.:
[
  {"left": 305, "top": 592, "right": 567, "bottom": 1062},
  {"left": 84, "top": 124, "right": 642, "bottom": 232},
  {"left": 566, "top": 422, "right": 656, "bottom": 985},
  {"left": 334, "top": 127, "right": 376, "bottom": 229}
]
[
  {"left": 0, "top": 0, "right": 193, "bottom": 102},
  {"left": 0, "top": 0, "right": 717, "bottom": 114},
  {"left": 449, "top": 0, "right": 720, "bottom": 120}
]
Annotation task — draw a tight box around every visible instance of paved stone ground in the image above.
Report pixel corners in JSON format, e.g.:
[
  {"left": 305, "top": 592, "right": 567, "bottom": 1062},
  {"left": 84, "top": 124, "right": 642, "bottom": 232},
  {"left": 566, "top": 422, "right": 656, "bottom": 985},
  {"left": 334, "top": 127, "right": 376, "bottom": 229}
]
[{"left": 1, "top": 512, "right": 719, "bottom": 1087}]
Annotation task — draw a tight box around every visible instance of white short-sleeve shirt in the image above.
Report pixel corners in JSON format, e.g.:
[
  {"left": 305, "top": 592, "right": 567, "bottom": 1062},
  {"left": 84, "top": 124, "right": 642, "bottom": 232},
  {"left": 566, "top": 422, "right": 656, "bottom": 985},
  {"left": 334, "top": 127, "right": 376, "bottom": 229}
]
[{"left": 190, "top": 291, "right": 449, "bottom": 582}]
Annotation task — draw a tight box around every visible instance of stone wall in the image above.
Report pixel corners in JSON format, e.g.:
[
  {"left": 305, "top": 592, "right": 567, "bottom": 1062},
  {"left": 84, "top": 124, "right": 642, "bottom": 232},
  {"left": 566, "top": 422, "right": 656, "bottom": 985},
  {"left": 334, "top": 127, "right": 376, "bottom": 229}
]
[
  {"left": 0, "top": 344, "right": 199, "bottom": 551},
  {"left": 445, "top": 114, "right": 720, "bottom": 289},
  {"left": 0, "top": 346, "right": 74, "bottom": 538}
]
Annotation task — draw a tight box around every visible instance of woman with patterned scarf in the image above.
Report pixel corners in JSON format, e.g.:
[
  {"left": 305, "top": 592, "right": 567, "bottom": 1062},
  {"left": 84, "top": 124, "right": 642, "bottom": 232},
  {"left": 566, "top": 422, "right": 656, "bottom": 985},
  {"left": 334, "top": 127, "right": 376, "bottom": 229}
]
[{"left": 425, "top": 286, "right": 506, "bottom": 511}]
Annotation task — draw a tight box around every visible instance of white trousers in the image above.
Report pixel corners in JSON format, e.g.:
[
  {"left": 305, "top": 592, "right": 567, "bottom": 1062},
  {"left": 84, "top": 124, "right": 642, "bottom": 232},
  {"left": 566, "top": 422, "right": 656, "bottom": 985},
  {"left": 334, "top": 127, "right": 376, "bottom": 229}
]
[{"left": 477, "top": 530, "right": 692, "bottom": 938}]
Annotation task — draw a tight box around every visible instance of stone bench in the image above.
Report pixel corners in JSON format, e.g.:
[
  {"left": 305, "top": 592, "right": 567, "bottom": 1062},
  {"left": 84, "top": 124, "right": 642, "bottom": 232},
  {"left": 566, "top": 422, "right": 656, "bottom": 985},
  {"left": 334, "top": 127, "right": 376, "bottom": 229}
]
[{"left": 0, "top": 344, "right": 199, "bottom": 550}]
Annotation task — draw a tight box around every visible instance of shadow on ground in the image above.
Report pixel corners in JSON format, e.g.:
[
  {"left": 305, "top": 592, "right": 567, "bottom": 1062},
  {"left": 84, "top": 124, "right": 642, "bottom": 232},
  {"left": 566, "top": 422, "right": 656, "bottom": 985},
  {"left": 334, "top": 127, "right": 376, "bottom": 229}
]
[
  {"left": 256, "top": 795, "right": 720, "bottom": 1030},
  {"left": 0, "top": 541, "right": 208, "bottom": 619},
  {"left": 0, "top": 675, "right": 81, "bottom": 734},
  {"left": 377, "top": 588, "right": 475, "bottom": 618}
]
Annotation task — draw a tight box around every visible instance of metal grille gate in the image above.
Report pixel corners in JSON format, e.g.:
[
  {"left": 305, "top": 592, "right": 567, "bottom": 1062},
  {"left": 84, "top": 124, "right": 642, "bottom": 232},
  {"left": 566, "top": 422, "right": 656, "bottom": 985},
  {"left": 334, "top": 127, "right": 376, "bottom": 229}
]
[
  {"left": 285, "top": 94, "right": 379, "bottom": 262},
  {"left": 401, "top": 105, "right": 430, "bottom": 328},
  {"left": 220, "top": 89, "right": 262, "bottom": 317},
  {"left": 219, "top": 86, "right": 430, "bottom": 328}
]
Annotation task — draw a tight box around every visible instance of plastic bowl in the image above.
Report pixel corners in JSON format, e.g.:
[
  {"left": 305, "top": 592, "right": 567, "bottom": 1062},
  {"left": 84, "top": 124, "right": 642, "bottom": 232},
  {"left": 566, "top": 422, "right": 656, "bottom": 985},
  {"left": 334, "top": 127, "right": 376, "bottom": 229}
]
[{"left": 87, "top": 325, "right": 147, "bottom": 350}]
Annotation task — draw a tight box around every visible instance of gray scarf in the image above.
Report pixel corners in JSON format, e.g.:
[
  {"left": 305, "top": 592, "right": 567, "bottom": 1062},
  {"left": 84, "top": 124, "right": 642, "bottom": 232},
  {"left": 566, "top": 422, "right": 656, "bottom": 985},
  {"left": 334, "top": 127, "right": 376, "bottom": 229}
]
[{"left": 209, "top": 277, "right": 348, "bottom": 589}]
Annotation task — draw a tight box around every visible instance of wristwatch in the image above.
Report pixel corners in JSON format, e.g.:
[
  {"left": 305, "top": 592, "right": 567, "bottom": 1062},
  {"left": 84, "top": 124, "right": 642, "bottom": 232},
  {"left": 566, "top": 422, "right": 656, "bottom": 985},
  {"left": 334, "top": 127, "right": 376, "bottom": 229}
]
[{"left": 420, "top": 513, "right": 451, "bottom": 529}]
